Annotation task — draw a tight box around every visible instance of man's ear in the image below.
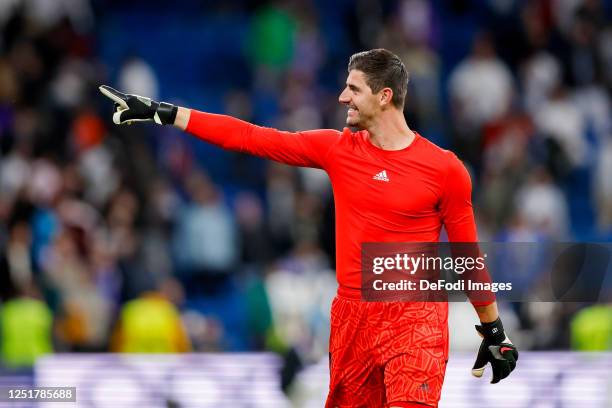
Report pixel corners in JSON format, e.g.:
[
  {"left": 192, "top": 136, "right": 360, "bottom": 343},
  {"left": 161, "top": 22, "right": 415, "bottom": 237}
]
[{"left": 379, "top": 88, "right": 394, "bottom": 107}]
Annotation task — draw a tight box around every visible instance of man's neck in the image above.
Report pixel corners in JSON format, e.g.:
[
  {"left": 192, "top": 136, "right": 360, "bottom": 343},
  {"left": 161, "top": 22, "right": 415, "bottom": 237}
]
[{"left": 366, "top": 109, "right": 415, "bottom": 151}]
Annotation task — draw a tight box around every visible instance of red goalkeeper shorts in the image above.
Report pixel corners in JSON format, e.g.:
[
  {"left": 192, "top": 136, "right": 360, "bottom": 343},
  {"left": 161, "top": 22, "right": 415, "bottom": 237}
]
[{"left": 325, "top": 295, "right": 449, "bottom": 408}]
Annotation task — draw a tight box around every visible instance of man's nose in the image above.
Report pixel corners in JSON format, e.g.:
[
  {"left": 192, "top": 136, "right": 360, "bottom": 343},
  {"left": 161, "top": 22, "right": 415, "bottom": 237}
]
[{"left": 338, "top": 89, "right": 350, "bottom": 104}]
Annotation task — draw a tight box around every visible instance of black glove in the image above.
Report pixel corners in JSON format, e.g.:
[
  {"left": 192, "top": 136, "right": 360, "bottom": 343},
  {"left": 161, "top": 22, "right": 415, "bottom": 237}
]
[
  {"left": 99, "top": 85, "right": 177, "bottom": 125},
  {"left": 471, "top": 317, "right": 518, "bottom": 384}
]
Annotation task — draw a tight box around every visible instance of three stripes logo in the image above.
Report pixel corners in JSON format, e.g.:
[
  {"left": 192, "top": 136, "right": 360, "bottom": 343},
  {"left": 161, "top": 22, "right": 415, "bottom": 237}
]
[{"left": 373, "top": 170, "right": 389, "bottom": 182}]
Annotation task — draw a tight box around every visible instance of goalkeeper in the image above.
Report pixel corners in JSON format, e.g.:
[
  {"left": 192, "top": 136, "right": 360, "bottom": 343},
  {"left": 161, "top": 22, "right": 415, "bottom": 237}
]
[{"left": 100, "top": 48, "right": 517, "bottom": 408}]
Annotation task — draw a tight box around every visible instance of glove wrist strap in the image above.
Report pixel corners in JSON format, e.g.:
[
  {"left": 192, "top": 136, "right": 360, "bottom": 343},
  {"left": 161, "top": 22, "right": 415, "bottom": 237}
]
[
  {"left": 156, "top": 102, "right": 178, "bottom": 125},
  {"left": 477, "top": 317, "right": 506, "bottom": 343}
]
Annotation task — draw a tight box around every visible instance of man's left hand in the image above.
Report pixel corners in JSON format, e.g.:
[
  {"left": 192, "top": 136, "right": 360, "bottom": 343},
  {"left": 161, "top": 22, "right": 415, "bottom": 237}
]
[{"left": 471, "top": 317, "right": 519, "bottom": 384}]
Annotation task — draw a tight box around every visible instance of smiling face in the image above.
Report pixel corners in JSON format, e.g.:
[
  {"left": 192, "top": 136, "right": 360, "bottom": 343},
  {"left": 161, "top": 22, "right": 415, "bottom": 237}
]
[{"left": 338, "top": 70, "right": 383, "bottom": 129}]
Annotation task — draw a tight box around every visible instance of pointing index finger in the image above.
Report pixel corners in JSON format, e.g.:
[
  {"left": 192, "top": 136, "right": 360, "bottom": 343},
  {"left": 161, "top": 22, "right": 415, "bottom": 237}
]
[{"left": 99, "top": 85, "right": 129, "bottom": 109}]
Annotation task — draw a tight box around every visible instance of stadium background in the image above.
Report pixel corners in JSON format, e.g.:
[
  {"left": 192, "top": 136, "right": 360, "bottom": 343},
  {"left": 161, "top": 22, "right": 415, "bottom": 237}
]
[{"left": 0, "top": 0, "right": 612, "bottom": 406}]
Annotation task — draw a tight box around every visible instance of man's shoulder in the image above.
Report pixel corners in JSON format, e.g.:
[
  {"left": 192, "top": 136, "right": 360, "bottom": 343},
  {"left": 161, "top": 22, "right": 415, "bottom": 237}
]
[
  {"left": 332, "top": 127, "right": 364, "bottom": 147},
  {"left": 417, "top": 136, "right": 471, "bottom": 185},
  {"left": 417, "top": 134, "right": 462, "bottom": 165}
]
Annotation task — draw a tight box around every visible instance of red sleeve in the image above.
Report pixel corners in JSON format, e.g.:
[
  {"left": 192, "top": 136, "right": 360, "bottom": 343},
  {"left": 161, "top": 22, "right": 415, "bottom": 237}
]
[
  {"left": 185, "top": 110, "right": 340, "bottom": 170},
  {"left": 439, "top": 154, "right": 478, "bottom": 242},
  {"left": 440, "top": 155, "right": 495, "bottom": 306}
]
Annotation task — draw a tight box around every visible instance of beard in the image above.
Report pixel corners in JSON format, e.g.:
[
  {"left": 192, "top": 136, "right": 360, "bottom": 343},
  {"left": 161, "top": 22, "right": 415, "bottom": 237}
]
[
  {"left": 346, "top": 108, "right": 369, "bottom": 129},
  {"left": 346, "top": 116, "right": 359, "bottom": 127}
]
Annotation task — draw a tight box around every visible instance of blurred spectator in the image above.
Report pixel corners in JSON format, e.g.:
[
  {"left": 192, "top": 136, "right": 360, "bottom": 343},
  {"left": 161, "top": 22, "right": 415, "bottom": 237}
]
[
  {"left": 50, "top": 59, "right": 93, "bottom": 110},
  {"left": 570, "top": 303, "right": 612, "bottom": 350},
  {"left": 248, "top": 1, "right": 296, "bottom": 91},
  {"left": 111, "top": 279, "right": 191, "bottom": 353},
  {"left": 27, "top": 158, "right": 63, "bottom": 207},
  {"left": 479, "top": 111, "right": 533, "bottom": 229},
  {"left": 72, "top": 109, "right": 119, "bottom": 206},
  {"left": 515, "top": 167, "right": 570, "bottom": 238},
  {"left": 563, "top": 0, "right": 605, "bottom": 87},
  {"left": 234, "top": 191, "right": 272, "bottom": 267},
  {"left": 573, "top": 85, "right": 611, "bottom": 144},
  {"left": 265, "top": 240, "right": 335, "bottom": 362},
  {"left": 533, "top": 84, "right": 587, "bottom": 170},
  {"left": 449, "top": 33, "right": 513, "bottom": 131},
  {"left": 89, "top": 229, "right": 121, "bottom": 308},
  {"left": 172, "top": 170, "right": 238, "bottom": 292},
  {"left": 43, "top": 228, "right": 112, "bottom": 351},
  {"left": 449, "top": 32, "right": 514, "bottom": 166},
  {"left": 521, "top": 51, "right": 562, "bottom": 115},
  {"left": 266, "top": 163, "right": 297, "bottom": 254},
  {"left": 21, "top": 0, "right": 94, "bottom": 33},
  {"left": 118, "top": 56, "right": 159, "bottom": 101},
  {"left": 0, "top": 283, "right": 53, "bottom": 368}
]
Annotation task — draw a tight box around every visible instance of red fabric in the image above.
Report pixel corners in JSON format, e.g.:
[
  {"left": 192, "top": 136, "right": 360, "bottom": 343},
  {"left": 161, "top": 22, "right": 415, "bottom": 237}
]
[
  {"left": 325, "top": 296, "right": 447, "bottom": 407},
  {"left": 186, "top": 110, "right": 490, "bottom": 303}
]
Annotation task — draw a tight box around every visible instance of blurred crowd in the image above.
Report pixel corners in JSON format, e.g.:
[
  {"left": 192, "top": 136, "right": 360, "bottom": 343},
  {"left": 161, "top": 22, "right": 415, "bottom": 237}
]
[{"left": 1, "top": 0, "right": 612, "bottom": 377}]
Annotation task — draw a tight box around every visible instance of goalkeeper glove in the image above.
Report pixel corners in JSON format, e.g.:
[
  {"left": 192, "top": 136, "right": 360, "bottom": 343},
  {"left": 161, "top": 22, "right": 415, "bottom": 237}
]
[
  {"left": 471, "top": 317, "right": 518, "bottom": 384},
  {"left": 98, "top": 85, "right": 177, "bottom": 125}
]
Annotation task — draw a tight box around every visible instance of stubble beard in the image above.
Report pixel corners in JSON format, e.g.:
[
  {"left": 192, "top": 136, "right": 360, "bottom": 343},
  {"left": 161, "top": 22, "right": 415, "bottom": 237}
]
[
  {"left": 346, "top": 108, "right": 364, "bottom": 129},
  {"left": 347, "top": 112, "right": 369, "bottom": 130}
]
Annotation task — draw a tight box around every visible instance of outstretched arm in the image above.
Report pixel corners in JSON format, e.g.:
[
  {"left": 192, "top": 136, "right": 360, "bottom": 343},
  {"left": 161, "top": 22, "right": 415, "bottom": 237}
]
[
  {"left": 99, "top": 86, "right": 341, "bottom": 169},
  {"left": 181, "top": 109, "right": 339, "bottom": 169}
]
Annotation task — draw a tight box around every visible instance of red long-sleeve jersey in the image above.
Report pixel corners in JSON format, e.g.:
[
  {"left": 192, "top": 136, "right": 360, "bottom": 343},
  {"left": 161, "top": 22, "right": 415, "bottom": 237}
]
[{"left": 186, "top": 110, "right": 479, "bottom": 300}]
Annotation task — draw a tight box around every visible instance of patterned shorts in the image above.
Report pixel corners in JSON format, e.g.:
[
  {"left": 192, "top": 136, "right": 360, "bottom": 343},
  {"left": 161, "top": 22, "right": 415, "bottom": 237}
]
[{"left": 325, "top": 296, "right": 449, "bottom": 408}]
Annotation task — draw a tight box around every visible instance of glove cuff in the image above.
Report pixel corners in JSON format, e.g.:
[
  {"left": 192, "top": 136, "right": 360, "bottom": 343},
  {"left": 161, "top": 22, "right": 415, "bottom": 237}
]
[
  {"left": 476, "top": 317, "right": 506, "bottom": 344},
  {"left": 156, "top": 102, "right": 178, "bottom": 125}
]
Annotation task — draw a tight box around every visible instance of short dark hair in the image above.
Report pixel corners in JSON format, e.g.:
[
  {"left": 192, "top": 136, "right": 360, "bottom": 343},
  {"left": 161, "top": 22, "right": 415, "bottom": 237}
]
[{"left": 348, "top": 49, "right": 409, "bottom": 109}]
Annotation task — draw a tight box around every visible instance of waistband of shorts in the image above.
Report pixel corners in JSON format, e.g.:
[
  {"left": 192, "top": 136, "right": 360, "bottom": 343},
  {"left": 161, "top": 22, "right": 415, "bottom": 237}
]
[{"left": 336, "top": 285, "right": 362, "bottom": 300}]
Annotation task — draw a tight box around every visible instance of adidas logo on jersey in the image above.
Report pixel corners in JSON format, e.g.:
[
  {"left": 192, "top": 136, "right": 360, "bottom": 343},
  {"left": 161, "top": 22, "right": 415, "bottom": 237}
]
[{"left": 373, "top": 170, "right": 389, "bottom": 182}]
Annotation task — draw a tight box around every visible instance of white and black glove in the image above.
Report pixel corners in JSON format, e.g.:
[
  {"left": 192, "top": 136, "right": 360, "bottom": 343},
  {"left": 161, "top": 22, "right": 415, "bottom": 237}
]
[
  {"left": 99, "top": 85, "right": 177, "bottom": 125},
  {"left": 471, "top": 317, "right": 518, "bottom": 384}
]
